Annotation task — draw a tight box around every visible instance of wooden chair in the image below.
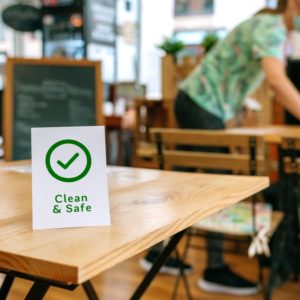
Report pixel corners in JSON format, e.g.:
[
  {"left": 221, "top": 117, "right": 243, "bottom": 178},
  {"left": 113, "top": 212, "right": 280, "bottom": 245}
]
[
  {"left": 133, "top": 55, "right": 274, "bottom": 169},
  {"left": 132, "top": 98, "right": 167, "bottom": 168},
  {"left": 161, "top": 54, "right": 202, "bottom": 106},
  {"left": 150, "top": 128, "right": 284, "bottom": 299},
  {"left": 132, "top": 55, "right": 201, "bottom": 169}
]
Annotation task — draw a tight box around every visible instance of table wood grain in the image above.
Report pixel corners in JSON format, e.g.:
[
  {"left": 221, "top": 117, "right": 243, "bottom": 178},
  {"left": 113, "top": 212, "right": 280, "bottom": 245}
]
[{"left": 0, "top": 164, "right": 269, "bottom": 285}]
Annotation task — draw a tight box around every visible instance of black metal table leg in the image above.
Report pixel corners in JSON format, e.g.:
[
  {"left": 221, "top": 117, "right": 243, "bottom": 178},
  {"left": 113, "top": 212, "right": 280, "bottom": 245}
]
[
  {"left": 0, "top": 269, "right": 78, "bottom": 300},
  {"left": 265, "top": 215, "right": 288, "bottom": 300},
  {"left": 0, "top": 275, "right": 15, "bottom": 299},
  {"left": 171, "top": 248, "right": 193, "bottom": 300},
  {"left": 25, "top": 281, "right": 50, "bottom": 300},
  {"left": 130, "top": 229, "right": 187, "bottom": 300},
  {"left": 82, "top": 280, "right": 100, "bottom": 300}
]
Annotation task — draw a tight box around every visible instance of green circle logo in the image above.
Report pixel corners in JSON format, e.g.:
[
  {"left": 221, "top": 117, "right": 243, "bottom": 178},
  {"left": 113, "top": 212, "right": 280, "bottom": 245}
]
[{"left": 45, "top": 139, "right": 92, "bottom": 182}]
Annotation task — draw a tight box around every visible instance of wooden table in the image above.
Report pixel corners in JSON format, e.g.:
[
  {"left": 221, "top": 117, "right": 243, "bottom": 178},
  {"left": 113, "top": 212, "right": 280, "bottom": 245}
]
[
  {"left": 225, "top": 125, "right": 300, "bottom": 144},
  {"left": 0, "top": 162, "right": 269, "bottom": 299},
  {"left": 225, "top": 125, "right": 300, "bottom": 180}
]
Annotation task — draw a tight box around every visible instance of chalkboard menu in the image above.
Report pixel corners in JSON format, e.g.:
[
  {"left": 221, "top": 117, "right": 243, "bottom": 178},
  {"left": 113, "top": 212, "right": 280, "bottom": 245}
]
[
  {"left": 3, "top": 58, "right": 103, "bottom": 161},
  {"left": 86, "top": 0, "right": 116, "bottom": 46}
]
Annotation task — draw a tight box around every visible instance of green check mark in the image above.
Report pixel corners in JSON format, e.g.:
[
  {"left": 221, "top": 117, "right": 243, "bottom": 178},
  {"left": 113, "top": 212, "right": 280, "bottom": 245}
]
[
  {"left": 46, "top": 139, "right": 92, "bottom": 182},
  {"left": 57, "top": 153, "right": 80, "bottom": 170}
]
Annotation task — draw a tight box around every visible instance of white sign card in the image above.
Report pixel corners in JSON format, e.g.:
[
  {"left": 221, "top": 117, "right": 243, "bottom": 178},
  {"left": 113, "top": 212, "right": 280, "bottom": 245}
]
[{"left": 31, "top": 126, "right": 110, "bottom": 230}]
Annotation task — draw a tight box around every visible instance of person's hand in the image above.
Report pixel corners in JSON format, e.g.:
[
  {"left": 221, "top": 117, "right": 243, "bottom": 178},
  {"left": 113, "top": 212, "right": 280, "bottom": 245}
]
[
  {"left": 242, "top": 107, "right": 259, "bottom": 126},
  {"left": 226, "top": 116, "right": 240, "bottom": 128}
]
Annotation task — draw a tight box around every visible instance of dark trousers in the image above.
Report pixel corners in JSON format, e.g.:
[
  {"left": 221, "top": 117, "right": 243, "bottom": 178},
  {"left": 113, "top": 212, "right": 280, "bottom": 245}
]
[
  {"left": 175, "top": 90, "right": 224, "bottom": 130},
  {"left": 174, "top": 90, "right": 225, "bottom": 269}
]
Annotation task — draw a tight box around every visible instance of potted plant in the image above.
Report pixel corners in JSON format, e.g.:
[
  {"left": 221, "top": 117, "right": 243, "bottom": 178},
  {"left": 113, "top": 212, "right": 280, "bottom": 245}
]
[
  {"left": 202, "top": 33, "right": 219, "bottom": 54},
  {"left": 157, "top": 37, "right": 185, "bottom": 60}
]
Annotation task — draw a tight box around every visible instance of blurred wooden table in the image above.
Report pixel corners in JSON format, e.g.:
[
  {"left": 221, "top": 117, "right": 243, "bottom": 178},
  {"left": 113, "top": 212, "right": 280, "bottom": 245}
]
[
  {"left": 225, "top": 125, "right": 300, "bottom": 144},
  {"left": 0, "top": 162, "right": 268, "bottom": 299},
  {"left": 105, "top": 115, "right": 122, "bottom": 129},
  {"left": 225, "top": 125, "right": 300, "bottom": 180}
]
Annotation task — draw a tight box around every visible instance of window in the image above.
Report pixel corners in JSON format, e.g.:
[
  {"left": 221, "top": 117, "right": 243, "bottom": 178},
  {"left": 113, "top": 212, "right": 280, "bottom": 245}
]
[
  {"left": 266, "top": 0, "right": 277, "bottom": 8},
  {"left": 174, "top": 28, "right": 227, "bottom": 46},
  {"left": 175, "top": 0, "right": 214, "bottom": 16}
]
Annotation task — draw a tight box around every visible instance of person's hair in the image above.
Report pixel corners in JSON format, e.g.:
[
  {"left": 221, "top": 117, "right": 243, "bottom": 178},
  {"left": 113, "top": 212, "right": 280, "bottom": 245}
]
[{"left": 256, "top": 0, "right": 288, "bottom": 15}]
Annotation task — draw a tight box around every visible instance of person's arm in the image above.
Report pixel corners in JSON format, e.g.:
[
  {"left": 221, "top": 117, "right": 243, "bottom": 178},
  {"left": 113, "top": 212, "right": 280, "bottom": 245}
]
[{"left": 262, "top": 57, "right": 300, "bottom": 121}]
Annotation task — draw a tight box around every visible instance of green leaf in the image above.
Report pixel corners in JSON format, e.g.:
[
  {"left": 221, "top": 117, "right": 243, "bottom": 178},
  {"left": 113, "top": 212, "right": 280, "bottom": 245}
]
[
  {"left": 202, "top": 33, "right": 219, "bottom": 53},
  {"left": 157, "top": 37, "right": 185, "bottom": 55}
]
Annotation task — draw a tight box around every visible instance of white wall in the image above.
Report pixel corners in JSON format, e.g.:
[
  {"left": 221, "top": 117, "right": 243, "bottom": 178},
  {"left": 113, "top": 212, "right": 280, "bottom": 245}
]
[
  {"left": 140, "top": 0, "right": 266, "bottom": 97},
  {"left": 116, "top": 0, "right": 138, "bottom": 82},
  {"left": 175, "top": 0, "right": 266, "bottom": 31},
  {"left": 214, "top": 0, "right": 266, "bottom": 30},
  {"left": 139, "top": 0, "right": 175, "bottom": 98}
]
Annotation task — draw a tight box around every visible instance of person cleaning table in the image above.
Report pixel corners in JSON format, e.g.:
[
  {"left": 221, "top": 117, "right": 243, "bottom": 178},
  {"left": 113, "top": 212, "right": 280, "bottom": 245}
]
[{"left": 140, "top": 0, "right": 300, "bottom": 296}]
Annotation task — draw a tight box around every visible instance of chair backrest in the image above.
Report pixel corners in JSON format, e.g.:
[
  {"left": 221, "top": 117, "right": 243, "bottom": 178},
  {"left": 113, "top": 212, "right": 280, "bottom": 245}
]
[
  {"left": 162, "top": 55, "right": 202, "bottom": 101},
  {"left": 150, "top": 128, "right": 266, "bottom": 176},
  {"left": 280, "top": 137, "right": 300, "bottom": 175}
]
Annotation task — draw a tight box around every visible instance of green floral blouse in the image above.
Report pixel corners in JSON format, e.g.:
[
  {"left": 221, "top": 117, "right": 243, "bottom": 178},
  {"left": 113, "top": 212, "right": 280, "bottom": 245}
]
[{"left": 180, "top": 14, "right": 286, "bottom": 122}]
